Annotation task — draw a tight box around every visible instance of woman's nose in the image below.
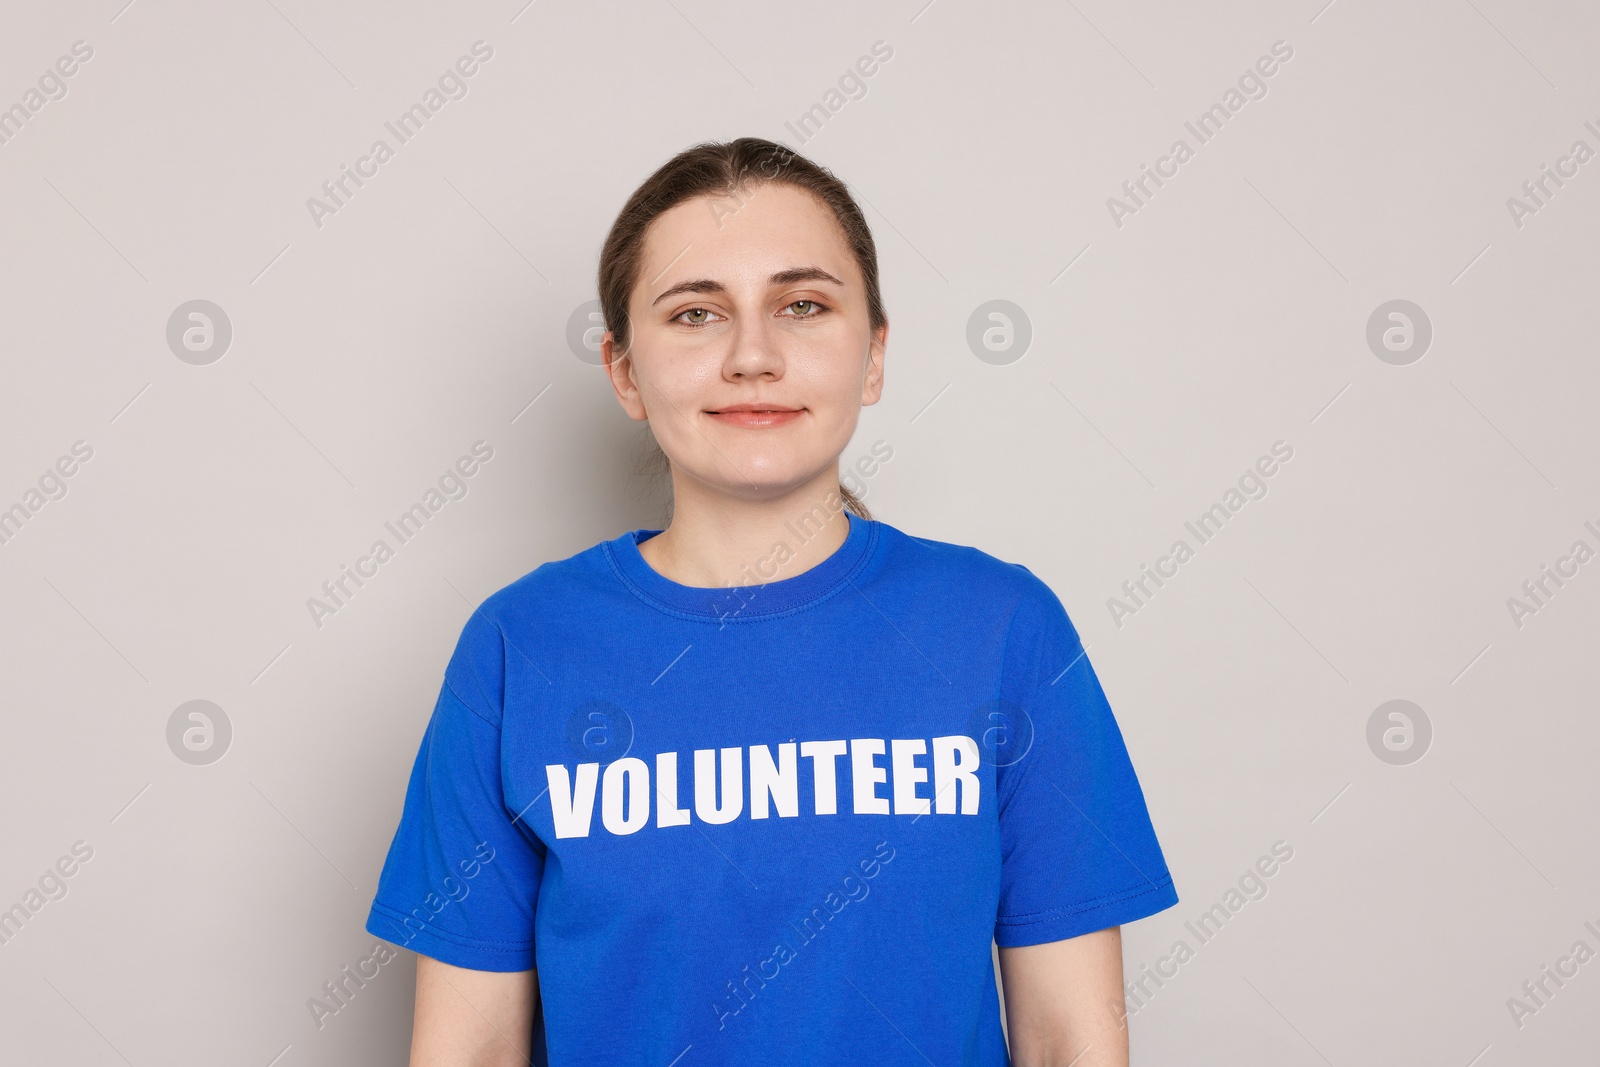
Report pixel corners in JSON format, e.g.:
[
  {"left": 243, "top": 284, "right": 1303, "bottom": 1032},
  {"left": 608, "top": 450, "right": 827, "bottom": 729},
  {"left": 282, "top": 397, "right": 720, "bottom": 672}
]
[{"left": 724, "top": 314, "right": 784, "bottom": 379}]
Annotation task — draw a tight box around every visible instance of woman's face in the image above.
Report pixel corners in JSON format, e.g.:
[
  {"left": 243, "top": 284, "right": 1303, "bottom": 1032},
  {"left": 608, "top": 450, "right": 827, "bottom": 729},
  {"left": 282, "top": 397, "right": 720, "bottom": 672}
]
[{"left": 605, "top": 183, "right": 886, "bottom": 506}]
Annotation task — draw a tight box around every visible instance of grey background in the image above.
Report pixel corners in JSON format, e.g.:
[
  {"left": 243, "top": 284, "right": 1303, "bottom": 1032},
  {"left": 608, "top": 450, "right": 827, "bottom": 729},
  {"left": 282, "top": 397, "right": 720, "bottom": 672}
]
[{"left": 2, "top": 0, "right": 1597, "bottom": 1063}]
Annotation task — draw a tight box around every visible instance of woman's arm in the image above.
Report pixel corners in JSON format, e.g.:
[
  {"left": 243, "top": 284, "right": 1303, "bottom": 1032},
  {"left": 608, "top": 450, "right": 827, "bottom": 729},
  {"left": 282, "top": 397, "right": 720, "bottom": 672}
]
[
  {"left": 410, "top": 955, "right": 538, "bottom": 1066},
  {"left": 997, "top": 925, "right": 1128, "bottom": 1067}
]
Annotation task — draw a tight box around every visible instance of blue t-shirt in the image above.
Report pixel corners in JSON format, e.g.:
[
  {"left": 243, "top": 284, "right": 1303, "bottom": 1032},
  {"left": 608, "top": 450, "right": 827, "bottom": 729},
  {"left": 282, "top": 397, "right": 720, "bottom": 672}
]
[{"left": 366, "top": 510, "right": 1177, "bottom": 1065}]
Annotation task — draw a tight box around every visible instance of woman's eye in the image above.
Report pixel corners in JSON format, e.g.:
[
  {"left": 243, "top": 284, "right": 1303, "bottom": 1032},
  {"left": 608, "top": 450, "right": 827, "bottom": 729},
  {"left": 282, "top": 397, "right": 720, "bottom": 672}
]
[
  {"left": 786, "top": 300, "right": 822, "bottom": 316},
  {"left": 678, "top": 308, "right": 714, "bottom": 325}
]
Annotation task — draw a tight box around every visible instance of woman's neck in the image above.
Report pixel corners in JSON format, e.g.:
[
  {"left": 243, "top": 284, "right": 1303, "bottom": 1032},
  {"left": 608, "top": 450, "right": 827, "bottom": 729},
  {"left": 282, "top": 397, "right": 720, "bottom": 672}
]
[{"left": 637, "top": 468, "right": 852, "bottom": 589}]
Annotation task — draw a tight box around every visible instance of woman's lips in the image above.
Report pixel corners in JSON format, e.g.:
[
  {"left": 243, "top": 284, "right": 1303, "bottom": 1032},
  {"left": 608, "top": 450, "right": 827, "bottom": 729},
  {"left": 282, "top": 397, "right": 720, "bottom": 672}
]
[{"left": 705, "top": 408, "right": 804, "bottom": 428}]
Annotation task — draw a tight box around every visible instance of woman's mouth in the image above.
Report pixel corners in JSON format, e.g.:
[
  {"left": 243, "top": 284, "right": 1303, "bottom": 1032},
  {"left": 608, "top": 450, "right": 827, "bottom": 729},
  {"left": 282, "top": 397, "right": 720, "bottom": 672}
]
[{"left": 705, "top": 405, "right": 804, "bottom": 428}]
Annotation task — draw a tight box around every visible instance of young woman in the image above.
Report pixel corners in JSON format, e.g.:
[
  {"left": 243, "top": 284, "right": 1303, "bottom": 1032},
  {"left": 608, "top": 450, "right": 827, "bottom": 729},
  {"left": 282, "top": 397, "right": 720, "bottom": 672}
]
[{"left": 366, "top": 138, "right": 1178, "bottom": 1066}]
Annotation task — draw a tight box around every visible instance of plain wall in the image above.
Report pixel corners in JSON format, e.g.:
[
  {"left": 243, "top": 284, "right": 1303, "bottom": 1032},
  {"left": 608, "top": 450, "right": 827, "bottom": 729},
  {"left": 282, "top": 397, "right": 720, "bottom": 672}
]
[{"left": 1, "top": 1, "right": 1597, "bottom": 1063}]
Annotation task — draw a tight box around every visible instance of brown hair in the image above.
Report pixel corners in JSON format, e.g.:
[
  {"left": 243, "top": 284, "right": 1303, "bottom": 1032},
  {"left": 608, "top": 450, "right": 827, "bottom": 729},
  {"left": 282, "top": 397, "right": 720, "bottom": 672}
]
[{"left": 598, "top": 137, "right": 886, "bottom": 520}]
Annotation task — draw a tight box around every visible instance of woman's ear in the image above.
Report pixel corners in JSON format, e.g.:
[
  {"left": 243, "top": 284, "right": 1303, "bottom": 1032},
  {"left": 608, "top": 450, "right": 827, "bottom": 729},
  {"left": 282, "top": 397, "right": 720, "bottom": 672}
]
[
  {"left": 603, "top": 332, "right": 649, "bottom": 422},
  {"left": 861, "top": 321, "right": 888, "bottom": 406}
]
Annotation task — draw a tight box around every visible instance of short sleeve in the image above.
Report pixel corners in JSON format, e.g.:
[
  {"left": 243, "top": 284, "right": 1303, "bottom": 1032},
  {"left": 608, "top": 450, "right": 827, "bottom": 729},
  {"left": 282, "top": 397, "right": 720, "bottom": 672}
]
[
  {"left": 365, "top": 608, "right": 546, "bottom": 971},
  {"left": 992, "top": 577, "right": 1178, "bottom": 947}
]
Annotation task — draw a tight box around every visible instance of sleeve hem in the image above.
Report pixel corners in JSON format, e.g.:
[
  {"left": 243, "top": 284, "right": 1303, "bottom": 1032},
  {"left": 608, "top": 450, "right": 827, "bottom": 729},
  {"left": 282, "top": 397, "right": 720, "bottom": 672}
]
[
  {"left": 994, "top": 876, "right": 1178, "bottom": 948},
  {"left": 367, "top": 901, "right": 535, "bottom": 973}
]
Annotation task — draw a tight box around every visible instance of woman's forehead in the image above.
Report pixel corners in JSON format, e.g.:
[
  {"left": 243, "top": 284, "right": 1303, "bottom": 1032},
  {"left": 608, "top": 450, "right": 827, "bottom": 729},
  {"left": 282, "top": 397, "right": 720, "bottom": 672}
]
[{"left": 638, "top": 184, "right": 857, "bottom": 294}]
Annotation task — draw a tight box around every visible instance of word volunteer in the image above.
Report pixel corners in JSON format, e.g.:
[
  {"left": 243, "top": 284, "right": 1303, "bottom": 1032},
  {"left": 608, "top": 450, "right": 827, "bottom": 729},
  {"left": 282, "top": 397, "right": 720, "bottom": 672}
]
[{"left": 546, "top": 735, "right": 983, "bottom": 839}]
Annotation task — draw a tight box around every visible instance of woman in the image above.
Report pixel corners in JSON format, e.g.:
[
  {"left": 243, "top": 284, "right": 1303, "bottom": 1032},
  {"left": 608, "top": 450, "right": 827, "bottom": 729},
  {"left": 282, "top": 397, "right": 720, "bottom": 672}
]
[{"left": 366, "top": 137, "right": 1178, "bottom": 1066}]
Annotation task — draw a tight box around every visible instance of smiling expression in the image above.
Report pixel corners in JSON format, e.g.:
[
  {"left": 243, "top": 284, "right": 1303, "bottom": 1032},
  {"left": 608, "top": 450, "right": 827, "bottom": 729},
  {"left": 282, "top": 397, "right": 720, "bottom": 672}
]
[{"left": 604, "top": 183, "right": 887, "bottom": 502}]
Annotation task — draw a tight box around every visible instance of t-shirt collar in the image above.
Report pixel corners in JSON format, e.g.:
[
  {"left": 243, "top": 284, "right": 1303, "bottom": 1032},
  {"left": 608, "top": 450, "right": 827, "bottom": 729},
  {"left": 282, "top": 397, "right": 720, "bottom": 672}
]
[{"left": 607, "top": 510, "right": 875, "bottom": 620}]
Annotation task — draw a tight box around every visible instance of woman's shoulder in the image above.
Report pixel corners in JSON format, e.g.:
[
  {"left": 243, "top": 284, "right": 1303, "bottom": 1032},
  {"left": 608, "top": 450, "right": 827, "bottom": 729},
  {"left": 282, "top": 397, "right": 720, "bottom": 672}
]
[
  {"left": 874, "top": 519, "right": 1087, "bottom": 670},
  {"left": 870, "top": 518, "right": 1066, "bottom": 611},
  {"left": 443, "top": 529, "right": 630, "bottom": 640},
  {"left": 434, "top": 531, "right": 633, "bottom": 698}
]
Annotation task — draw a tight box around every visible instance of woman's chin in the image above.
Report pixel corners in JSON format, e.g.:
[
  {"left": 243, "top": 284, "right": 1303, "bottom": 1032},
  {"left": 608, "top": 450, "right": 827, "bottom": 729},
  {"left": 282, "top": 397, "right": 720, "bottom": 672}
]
[{"left": 695, "top": 466, "right": 827, "bottom": 502}]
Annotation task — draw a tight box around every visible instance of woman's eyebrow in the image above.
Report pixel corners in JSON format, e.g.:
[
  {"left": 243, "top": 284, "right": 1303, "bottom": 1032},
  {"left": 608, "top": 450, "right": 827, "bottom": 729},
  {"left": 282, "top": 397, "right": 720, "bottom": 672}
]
[
  {"left": 651, "top": 267, "right": 845, "bottom": 307},
  {"left": 768, "top": 266, "right": 844, "bottom": 287},
  {"left": 652, "top": 279, "right": 724, "bottom": 306}
]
